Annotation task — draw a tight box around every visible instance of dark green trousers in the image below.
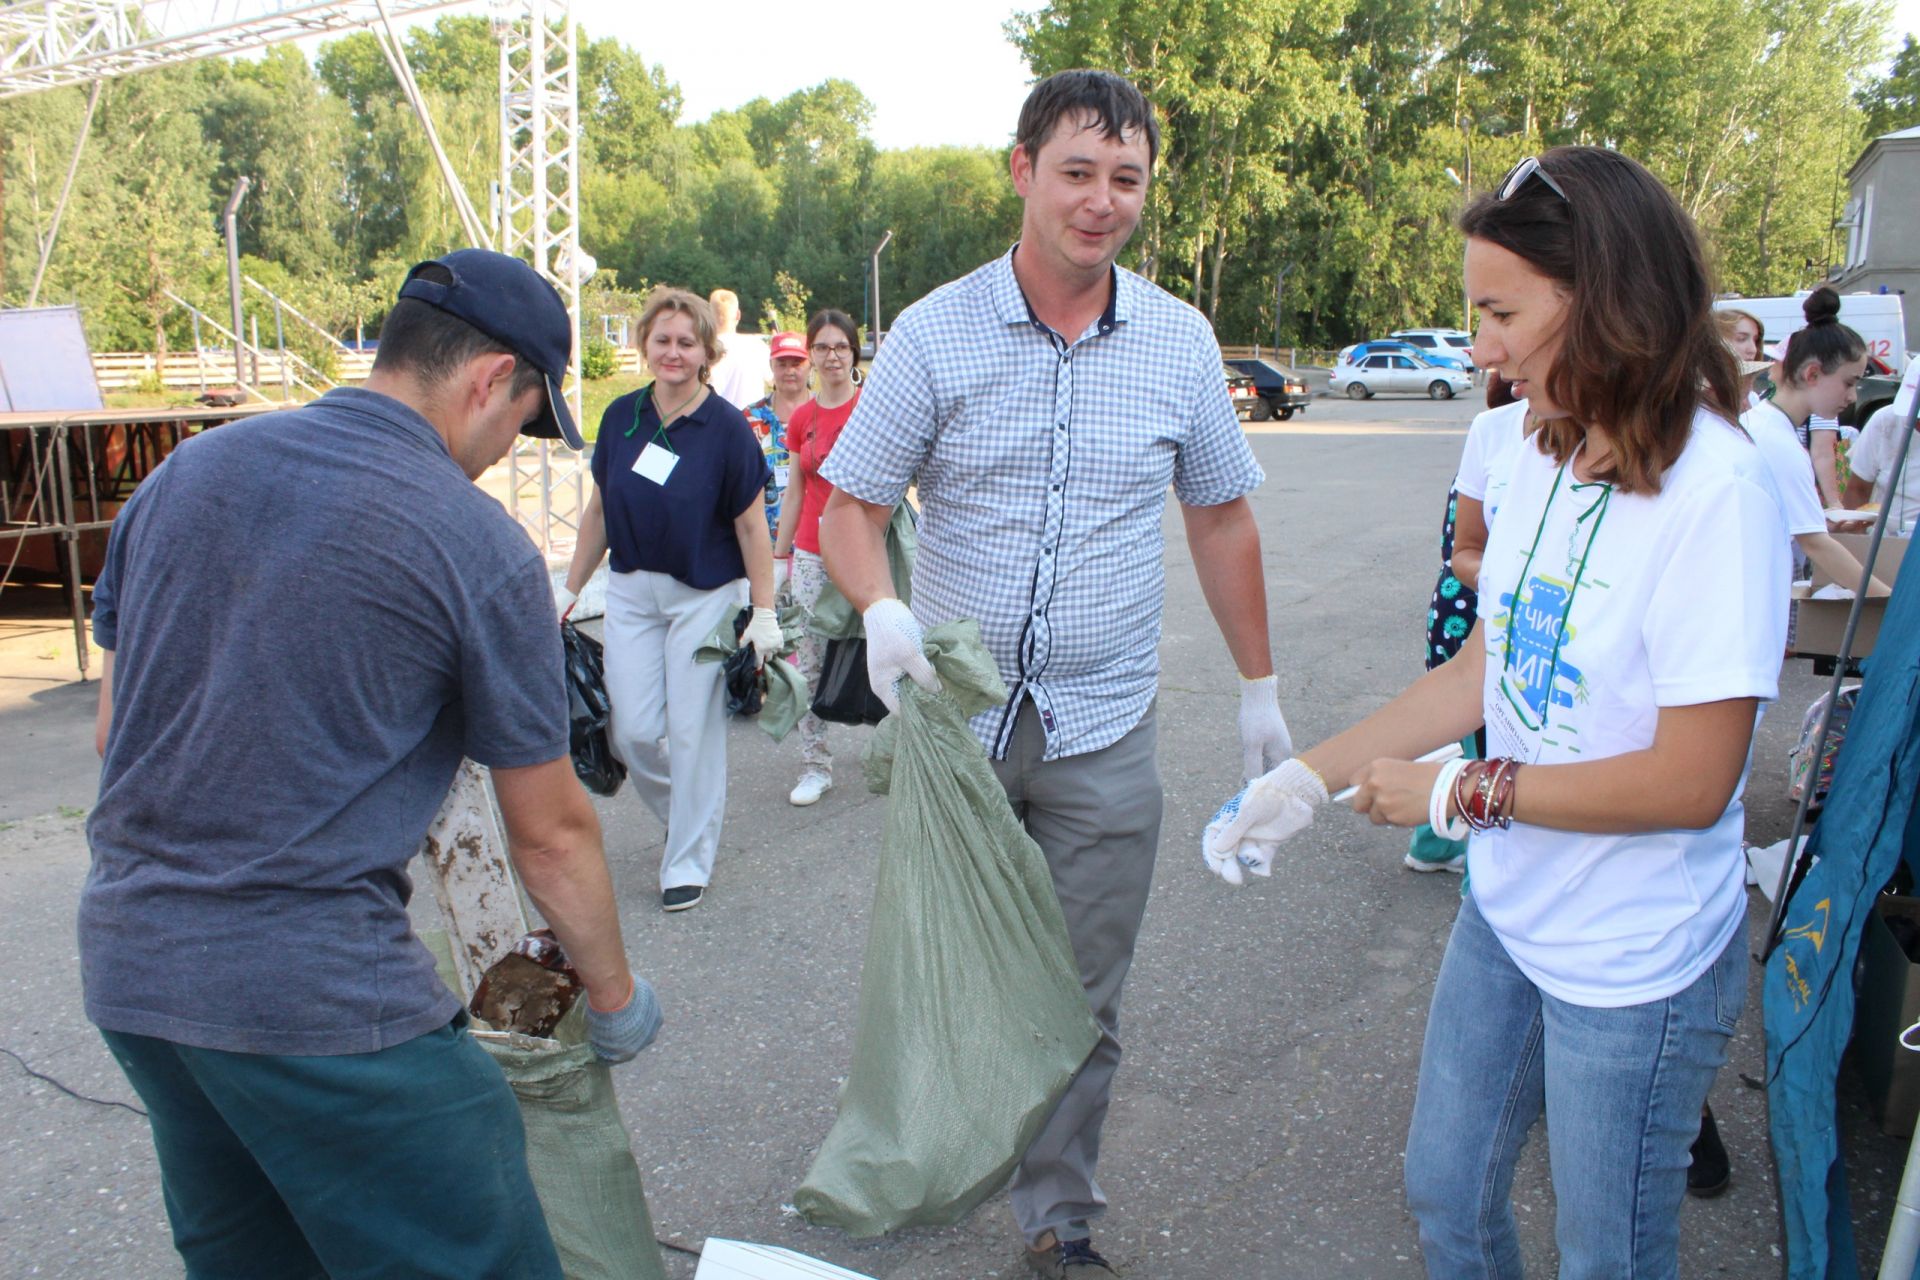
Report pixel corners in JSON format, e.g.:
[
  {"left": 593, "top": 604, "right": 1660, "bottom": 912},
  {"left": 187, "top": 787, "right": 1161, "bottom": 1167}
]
[{"left": 102, "top": 1015, "right": 561, "bottom": 1280}]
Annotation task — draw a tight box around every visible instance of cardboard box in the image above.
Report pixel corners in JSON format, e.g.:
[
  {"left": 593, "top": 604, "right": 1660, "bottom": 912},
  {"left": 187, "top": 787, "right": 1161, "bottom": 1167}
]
[
  {"left": 1856, "top": 895, "right": 1920, "bottom": 1136},
  {"left": 1793, "top": 533, "right": 1907, "bottom": 661}
]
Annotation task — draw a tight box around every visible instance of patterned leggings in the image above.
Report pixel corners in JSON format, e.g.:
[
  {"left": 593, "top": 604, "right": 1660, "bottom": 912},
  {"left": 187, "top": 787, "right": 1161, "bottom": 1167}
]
[{"left": 789, "top": 550, "right": 832, "bottom": 774}]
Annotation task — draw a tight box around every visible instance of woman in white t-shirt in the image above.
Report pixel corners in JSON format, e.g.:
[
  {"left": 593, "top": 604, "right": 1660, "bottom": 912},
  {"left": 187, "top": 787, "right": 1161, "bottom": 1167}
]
[
  {"left": 1743, "top": 289, "right": 1890, "bottom": 598},
  {"left": 1716, "top": 307, "right": 1768, "bottom": 409},
  {"left": 1206, "top": 147, "right": 1789, "bottom": 1277}
]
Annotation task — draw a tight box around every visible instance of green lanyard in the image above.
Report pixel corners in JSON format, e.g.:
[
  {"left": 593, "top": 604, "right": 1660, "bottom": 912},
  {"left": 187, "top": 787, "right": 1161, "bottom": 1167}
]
[
  {"left": 1498, "top": 452, "right": 1612, "bottom": 734},
  {"left": 622, "top": 384, "right": 679, "bottom": 454}
]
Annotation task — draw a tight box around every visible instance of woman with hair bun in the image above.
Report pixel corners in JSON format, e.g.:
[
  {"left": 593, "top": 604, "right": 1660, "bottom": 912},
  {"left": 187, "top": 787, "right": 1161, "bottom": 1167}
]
[
  {"left": 561, "top": 287, "right": 778, "bottom": 913},
  {"left": 1742, "top": 287, "right": 1890, "bottom": 599},
  {"left": 1205, "top": 147, "right": 1790, "bottom": 1275}
]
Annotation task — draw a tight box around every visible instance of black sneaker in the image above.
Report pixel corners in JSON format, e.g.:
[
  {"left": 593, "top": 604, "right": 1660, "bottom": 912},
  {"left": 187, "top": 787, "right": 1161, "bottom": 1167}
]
[
  {"left": 1024, "top": 1238, "right": 1117, "bottom": 1278},
  {"left": 1688, "top": 1105, "right": 1731, "bottom": 1198},
  {"left": 661, "top": 885, "right": 704, "bottom": 912}
]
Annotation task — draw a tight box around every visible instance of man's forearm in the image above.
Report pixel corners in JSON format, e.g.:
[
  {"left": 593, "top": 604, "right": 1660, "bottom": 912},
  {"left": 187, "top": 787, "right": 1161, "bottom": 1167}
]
[
  {"left": 819, "top": 491, "right": 898, "bottom": 611},
  {"left": 1183, "top": 498, "right": 1273, "bottom": 679}
]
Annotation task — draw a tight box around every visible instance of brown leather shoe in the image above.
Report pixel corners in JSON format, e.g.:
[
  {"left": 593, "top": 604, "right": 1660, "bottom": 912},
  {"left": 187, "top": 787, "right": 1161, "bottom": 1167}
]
[{"left": 1024, "top": 1238, "right": 1119, "bottom": 1278}]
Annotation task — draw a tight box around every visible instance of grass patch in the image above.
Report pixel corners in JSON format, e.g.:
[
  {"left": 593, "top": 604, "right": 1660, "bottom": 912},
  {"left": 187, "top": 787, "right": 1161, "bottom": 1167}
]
[{"left": 57, "top": 805, "right": 87, "bottom": 820}]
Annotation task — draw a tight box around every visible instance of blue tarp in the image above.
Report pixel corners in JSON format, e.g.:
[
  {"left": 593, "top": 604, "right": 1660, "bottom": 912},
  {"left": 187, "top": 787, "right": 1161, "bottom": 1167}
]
[{"left": 1765, "top": 562, "right": 1920, "bottom": 1279}]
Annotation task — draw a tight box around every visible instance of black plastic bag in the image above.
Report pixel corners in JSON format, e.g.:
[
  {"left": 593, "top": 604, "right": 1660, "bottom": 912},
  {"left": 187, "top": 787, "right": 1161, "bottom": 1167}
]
[
  {"left": 562, "top": 620, "right": 626, "bottom": 796},
  {"left": 810, "top": 636, "right": 889, "bottom": 726},
  {"left": 722, "top": 607, "right": 765, "bottom": 717}
]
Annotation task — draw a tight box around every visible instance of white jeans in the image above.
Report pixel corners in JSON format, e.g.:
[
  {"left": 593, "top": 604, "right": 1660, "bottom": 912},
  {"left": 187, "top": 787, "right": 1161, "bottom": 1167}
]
[{"left": 602, "top": 569, "right": 745, "bottom": 892}]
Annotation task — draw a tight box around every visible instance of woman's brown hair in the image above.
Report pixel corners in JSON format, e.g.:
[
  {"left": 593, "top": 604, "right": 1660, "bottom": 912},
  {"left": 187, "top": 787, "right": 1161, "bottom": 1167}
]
[
  {"left": 637, "top": 288, "right": 723, "bottom": 383},
  {"left": 1458, "top": 147, "right": 1741, "bottom": 494}
]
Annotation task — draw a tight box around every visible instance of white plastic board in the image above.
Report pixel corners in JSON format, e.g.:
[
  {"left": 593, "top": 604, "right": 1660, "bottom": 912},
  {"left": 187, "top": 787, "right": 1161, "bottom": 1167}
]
[{"left": 693, "top": 1240, "right": 875, "bottom": 1280}]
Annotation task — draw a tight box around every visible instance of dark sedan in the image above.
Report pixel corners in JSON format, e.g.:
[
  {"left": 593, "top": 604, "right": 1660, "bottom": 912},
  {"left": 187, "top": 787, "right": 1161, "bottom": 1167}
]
[{"left": 1225, "top": 357, "right": 1312, "bottom": 421}]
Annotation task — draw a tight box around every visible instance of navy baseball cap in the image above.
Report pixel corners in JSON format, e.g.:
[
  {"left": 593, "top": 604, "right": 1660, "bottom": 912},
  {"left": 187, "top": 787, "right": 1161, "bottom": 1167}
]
[{"left": 397, "top": 249, "right": 582, "bottom": 449}]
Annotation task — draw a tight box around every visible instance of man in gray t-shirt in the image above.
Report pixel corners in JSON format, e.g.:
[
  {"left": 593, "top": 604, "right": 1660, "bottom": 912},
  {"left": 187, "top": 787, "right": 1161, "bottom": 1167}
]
[{"left": 86, "top": 250, "right": 658, "bottom": 1278}]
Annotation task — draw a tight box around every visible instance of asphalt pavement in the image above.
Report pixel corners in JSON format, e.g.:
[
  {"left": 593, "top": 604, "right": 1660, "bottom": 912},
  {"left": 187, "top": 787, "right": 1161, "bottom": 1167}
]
[{"left": 0, "top": 388, "right": 1909, "bottom": 1278}]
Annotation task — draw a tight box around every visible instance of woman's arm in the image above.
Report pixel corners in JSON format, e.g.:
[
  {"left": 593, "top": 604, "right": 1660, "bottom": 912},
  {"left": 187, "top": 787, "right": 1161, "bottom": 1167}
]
[
  {"left": 772, "top": 476, "right": 801, "bottom": 560},
  {"left": 1296, "top": 625, "right": 1486, "bottom": 791},
  {"left": 1799, "top": 531, "right": 1893, "bottom": 595},
  {"left": 1810, "top": 429, "right": 1844, "bottom": 509},
  {"left": 1349, "top": 697, "right": 1760, "bottom": 834},
  {"left": 565, "top": 487, "right": 609, "bottom": 596},
  {"left": 1449, "top": 495, "right": 1489, "bottom": 588},
  {"left": 734, "top": 495, "right": 774, "bottom": 609}
]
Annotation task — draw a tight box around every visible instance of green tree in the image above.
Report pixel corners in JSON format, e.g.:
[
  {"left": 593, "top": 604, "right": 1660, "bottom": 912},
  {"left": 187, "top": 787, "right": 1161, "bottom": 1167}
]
[{"left": 1859, "top": 33, "right": 1920, "bottom": 136}]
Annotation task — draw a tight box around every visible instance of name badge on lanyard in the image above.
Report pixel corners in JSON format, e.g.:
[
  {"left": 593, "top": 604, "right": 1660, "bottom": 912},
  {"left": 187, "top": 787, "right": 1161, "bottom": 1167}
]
[{"left": 633, "top": 441, "right": 678, "bottom": 485}]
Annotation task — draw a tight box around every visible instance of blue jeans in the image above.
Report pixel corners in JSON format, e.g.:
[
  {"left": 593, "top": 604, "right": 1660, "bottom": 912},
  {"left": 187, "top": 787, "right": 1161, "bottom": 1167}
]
[{"left": 1404, "top": 894, "right": 1745, "bottom": 1279}]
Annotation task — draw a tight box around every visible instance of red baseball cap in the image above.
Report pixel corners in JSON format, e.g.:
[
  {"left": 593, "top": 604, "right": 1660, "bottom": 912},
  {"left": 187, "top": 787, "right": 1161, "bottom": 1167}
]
[{"left": 769, "top": 331, "right": 808, "bottom": 363}]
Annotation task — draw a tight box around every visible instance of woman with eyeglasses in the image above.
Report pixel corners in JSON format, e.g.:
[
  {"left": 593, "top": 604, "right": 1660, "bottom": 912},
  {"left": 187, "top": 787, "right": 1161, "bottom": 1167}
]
[
  {"left": 1206, "top": 147, "right": 1789, "bottom": 1276},
  {"left": 770, "top": 309, "right": 862, "bottom": 808}
]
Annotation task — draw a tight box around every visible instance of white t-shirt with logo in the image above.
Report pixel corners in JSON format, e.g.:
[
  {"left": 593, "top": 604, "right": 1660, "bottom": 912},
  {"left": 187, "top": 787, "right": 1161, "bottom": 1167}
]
[
  {"left": 1472, "top": 408, "right": 1789, "bottom": 1007},
  {"left": 1453, "top": 401, "right": 1530, "bottom": 532},
  {"left": 1742, "top": 400, "right": 1827, "bottom": 541},
  {"left": 1850, "top": 404, "right": 1920, "bottom": 533}
]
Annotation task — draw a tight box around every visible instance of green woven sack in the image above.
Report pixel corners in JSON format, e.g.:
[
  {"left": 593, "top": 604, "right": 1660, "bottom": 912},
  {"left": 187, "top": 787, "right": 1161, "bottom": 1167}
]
[
  {"left": 793, "top": 620, "right": 1100, "bottom": 1236},
  {"left": 477, "top": 1002, "right": 667, "bottom": 1280}
]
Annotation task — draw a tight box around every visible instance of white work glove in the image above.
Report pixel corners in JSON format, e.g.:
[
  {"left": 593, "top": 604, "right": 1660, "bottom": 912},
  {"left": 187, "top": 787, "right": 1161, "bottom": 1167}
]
[
  {"left": 555, "top": 586, "right": 577, "bottom": 621},
  {"left": 585, "top": 976, "right": 662, "bottom": 1064},
  {"left": 1238, "top": 673, "right": 1294, "bottom": 780},
  {"left": 740, "top": 605, "right": 784, "bottom": 664},
  {"left": 772, "top": 557, "right": 791, "bottom": 596},
  {"left": 862, "top": 597, "right": 940, "bottom": 715},
  {"left": 1202, "top": 758, "right": 1329, "bottom": 885}
]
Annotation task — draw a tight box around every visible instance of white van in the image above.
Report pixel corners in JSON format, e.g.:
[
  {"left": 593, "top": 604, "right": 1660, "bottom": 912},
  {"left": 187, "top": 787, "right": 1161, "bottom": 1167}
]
[{"left": 1713, "top": 291, "right": 1907, "bottom": 375}]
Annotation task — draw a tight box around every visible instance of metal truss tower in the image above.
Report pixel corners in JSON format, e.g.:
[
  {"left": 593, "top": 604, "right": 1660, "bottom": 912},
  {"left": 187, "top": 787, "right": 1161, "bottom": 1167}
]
[{"left": 492, "top": 0, "right": 583, "bottom": 557}]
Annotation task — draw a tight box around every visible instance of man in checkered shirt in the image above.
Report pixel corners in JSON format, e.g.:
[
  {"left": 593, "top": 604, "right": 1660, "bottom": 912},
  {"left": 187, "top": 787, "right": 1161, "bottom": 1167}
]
[{"left": 819, "top": 70, "right": 1291, "bottom": 1279}]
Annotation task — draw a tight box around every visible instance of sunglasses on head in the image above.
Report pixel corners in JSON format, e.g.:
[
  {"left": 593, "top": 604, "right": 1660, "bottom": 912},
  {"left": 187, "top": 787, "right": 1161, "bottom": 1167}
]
[{"left": 1497, "top": 156, "right": 1569, "bottom": 203}]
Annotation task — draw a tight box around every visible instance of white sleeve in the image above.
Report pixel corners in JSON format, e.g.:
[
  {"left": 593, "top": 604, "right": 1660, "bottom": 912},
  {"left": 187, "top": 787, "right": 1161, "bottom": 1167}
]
[
  {"left": 1454, "top": 411, "right": 1497, "bottom": 500},
  {"left": 1748, "top": 416, "right": 1827, "bottom": 535},
  {"left": 1850, "top": 407, "right": 1894, "bottom": 486},
  {"left": 1643, "top": 475, "right": 1788, "bottom": 706}
]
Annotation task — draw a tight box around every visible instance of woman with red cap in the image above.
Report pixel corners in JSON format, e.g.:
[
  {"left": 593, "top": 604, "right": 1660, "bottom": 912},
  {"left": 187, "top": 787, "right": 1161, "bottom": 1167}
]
[{"left": 744, "top": 332, "right": 812, "bottom": 541}]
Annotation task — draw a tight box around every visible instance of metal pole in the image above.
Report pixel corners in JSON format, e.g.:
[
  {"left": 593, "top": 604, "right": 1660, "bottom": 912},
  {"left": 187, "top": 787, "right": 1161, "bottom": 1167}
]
[
  {"left": 871, "top": 229, "right": 894, "bottom": 348},
  {"left": 223, "top": 177, "right": 251, "bottom": 392},
  {"left": 275, "top": 302, "right": 289, "bottom": 400},
  {"left": 1763, "top": 382, "right": 1920, "bottom": 951},
  {"left": 190, "top": 312, "right": 205, "bottom": 392},
  {"left": 28, "top": 81, "right": 100, "bottom": 309}
]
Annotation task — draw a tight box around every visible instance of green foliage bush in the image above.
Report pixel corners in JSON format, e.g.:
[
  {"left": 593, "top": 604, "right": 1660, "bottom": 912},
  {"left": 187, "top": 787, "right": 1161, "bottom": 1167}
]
[{"left": 582, "top": 336, "right": 619, "bottom": 381}]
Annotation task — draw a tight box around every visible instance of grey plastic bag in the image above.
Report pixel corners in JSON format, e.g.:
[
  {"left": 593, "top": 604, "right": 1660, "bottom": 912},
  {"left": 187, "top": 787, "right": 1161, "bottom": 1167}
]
[
  {"left": 477, "top": 1002, "right": 668, "bottom": 1280},
  {"left": 793, "top": 620, "right": 1100, "bottom": 1236}
]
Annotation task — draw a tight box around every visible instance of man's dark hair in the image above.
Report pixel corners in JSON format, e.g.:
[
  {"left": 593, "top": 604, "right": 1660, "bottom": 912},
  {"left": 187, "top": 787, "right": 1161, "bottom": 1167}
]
[
  {"left": 1015, "top": 69, "right": 1159, "bottom": 170},
  {"left": 373, "top": 264, "right": 545, "bottom": 399}
]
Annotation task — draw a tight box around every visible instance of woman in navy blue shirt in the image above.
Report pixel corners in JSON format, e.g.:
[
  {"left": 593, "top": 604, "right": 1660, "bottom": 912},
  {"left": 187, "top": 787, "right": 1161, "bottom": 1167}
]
[{"left": 563, "top": 288, "right": 778, "bottom": 912}]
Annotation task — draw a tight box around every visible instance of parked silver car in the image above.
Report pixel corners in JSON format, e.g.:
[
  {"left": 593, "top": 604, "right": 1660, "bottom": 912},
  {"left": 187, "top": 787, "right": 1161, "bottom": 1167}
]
[{"left": 1330, "top": 351, "right": 1475, "bottom": 400}]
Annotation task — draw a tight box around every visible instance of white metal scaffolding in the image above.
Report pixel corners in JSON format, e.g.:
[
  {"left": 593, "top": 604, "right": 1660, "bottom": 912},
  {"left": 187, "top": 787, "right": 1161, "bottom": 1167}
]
[
  {"left": 493, "top": 0, "right": 583, "bottom": 557},
  {"left": 2, "top": 0, "right": 588, "bottom": 556},
  {"left": 0, "top": 1, "right": 472, "bottom": 97}
]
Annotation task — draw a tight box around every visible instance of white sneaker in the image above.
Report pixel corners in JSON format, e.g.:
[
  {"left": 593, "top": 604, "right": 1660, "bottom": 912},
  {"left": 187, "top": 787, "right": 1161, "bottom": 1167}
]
[
  {"left": 1404, "top": 852, "right": 1468, "bottom": 875},
  {"left": 789, "top": 771, "right": 832, "bottom": 807}
]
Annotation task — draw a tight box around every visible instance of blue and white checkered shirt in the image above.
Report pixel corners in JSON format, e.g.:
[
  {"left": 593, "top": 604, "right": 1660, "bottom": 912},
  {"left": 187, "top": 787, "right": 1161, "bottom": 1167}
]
[{"left": 822, "top": 248, "right": 1264, "bottom": 761}]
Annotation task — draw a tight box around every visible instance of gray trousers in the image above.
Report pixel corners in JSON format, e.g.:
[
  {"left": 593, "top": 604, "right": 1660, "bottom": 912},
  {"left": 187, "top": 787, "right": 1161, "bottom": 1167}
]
[
  {"left": 992, "top": 701, "right": 1164, "bottom": 1245},
  {"left": 602, "top": 569, "right": 745, "bottom": 892}
]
